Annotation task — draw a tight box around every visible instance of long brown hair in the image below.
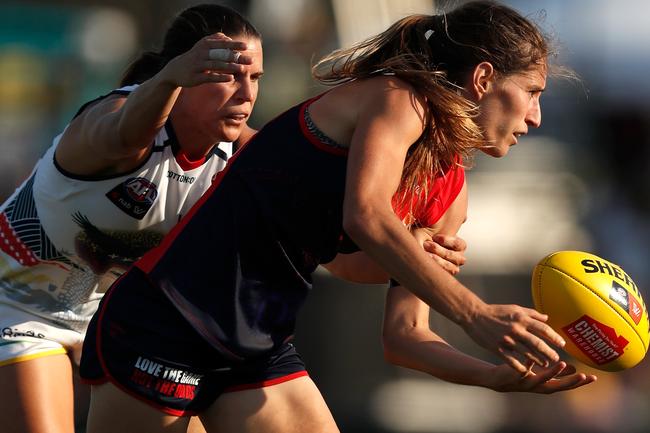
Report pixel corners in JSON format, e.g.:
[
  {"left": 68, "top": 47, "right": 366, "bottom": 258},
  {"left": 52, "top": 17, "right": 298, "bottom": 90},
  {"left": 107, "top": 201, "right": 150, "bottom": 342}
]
[{"left": 313, "top": 1, "right": 552, "bottom": 223}]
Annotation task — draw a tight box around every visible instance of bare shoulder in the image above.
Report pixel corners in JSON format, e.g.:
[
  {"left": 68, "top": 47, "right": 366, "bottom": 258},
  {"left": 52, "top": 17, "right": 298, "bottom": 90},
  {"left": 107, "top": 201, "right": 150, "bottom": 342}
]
[
  {"left": 355, "top": 76, "right": 428, "bottom": 142},
  {"left": 359, "top": 75, "right": 426, "bottom": 111},
  {"left": 319, "top": 75, "right": 426, "bottom": 116},
  {"left": 351, "top": 76, "right": 428, "bottom": 138},
  {"left": 308, "top": 76, "right": 427, "bottom": 147}
]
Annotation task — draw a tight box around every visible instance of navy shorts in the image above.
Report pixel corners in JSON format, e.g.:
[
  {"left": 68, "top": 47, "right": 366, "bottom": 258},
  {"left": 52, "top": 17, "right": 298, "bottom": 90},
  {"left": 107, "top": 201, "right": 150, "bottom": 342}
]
[{"left": 80, "top": 268, "right": 308, "bottom": 416}]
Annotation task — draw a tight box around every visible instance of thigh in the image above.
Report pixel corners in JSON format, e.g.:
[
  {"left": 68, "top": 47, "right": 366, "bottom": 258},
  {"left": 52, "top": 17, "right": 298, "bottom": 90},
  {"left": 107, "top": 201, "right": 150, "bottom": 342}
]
[
  {"left": 199, "top": 376, "right": 339, "bottom": 433},
  {"left": 0, "top": 354, "right": 75, "bottom": 433},
  {"left": 187, "top": 417, "right": 207, "bottom": 433},
  {"left": 87, "top": 382, "right": 191, "bottom": 433}
]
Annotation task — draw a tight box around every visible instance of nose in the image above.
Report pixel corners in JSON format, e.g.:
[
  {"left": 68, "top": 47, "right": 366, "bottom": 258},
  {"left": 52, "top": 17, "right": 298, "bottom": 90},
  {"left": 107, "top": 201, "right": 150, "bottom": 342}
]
[
  {"left": 526, "top": 97, "right": 542, "bottom": 128},
  {"left": 235, "top": 78, "right": 255, "bottom": 103}
]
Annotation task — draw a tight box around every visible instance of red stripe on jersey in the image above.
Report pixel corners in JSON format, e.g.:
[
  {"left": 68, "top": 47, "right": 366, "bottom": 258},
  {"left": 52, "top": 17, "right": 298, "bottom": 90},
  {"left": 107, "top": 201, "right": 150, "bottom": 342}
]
[{"left": 223, "top": 370, "right": 309, "bottom": 393}]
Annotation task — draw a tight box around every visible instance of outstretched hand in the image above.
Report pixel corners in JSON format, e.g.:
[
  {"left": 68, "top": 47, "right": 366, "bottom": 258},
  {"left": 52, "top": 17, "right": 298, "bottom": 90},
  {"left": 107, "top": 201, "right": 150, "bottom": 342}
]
[
  {"left": 487, "top": 361, "right": 597, "bottom": 394},
  {"left": 159, "top": 33, "right": 252, "bottom": 87},
  {"left": 464, "top": 303, "right": 567, "bottom": 372}
]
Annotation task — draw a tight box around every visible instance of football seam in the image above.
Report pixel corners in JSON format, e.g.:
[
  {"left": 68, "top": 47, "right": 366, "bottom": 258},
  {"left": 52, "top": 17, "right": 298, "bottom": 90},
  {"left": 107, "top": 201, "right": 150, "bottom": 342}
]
[{"left": 538, "top": 264, "right": 648, "bottom": 352}]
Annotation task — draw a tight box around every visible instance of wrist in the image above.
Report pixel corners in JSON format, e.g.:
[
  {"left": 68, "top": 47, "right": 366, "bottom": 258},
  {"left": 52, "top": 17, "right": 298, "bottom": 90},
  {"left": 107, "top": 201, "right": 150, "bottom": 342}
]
[
  {"left": 474, "top": 364, "right": 500, "bottom": 389},
  {"left": 455, "top": 294, "right": 488, "bottom": 329},
  {"left": 149, "top": 70, "right": 181, "bottom": 93}
]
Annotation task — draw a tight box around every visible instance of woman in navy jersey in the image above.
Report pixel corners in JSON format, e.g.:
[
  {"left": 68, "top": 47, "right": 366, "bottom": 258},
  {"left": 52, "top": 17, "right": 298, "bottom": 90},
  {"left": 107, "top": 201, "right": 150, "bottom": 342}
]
[
  {"left": 0, "top": 4, "right": 264, "bottom": 433},
  {"left": 81, "top": 2, "right": 596, "bottom": 432}
]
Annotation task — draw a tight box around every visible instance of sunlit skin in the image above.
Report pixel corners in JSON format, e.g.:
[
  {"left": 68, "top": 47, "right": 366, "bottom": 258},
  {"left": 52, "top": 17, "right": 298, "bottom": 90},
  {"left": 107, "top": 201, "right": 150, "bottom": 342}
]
[
  {"left": 171, "top": 35, "right": 264, "bottom": 160},
  {"left": 473, "top": 64, "right": 546, "bottom": 157}
]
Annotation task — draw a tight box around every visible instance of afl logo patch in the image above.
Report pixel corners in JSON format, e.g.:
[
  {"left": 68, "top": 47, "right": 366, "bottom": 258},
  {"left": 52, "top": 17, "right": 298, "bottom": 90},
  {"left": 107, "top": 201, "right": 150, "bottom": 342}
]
[{"left": 106, "top": 177, "right": 158, "bottom": 220}]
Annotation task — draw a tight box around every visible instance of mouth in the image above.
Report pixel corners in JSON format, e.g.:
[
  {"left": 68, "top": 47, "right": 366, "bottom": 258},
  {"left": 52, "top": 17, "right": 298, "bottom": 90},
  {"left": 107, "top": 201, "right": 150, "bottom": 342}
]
[
  {"left": 224, "top": 112, "right": 249, "bottom": 124},
  {"left": 512, "top": 132, "right": 525, "bottom": 145}
]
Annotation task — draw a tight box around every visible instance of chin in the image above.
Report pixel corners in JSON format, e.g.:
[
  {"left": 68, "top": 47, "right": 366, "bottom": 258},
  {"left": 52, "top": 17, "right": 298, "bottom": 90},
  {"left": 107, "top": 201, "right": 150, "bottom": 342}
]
[
  {"left": 480, "top": 146, "right": 508, "bottom": 158},
  {"left": 218, "top": 127, "right": 243, "bottom": 143}
]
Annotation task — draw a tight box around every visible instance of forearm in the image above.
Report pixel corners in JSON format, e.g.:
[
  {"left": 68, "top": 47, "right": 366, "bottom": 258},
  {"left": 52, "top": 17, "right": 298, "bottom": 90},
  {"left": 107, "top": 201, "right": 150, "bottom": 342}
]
[
  {"left": 345, "top": 208, "right": 484, "bottom": 326},
  {"left": 114, "top": 74, "right": 181, "bottom": 152},
  {"left": 383, "top": 327, "right": 494, "bottom": 387}
]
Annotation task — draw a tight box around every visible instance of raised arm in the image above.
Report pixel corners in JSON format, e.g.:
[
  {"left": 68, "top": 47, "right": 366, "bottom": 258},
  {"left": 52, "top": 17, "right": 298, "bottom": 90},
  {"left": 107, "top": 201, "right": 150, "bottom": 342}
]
[{"left": 56, "top": 34, "right": 251, "bottom": 176}]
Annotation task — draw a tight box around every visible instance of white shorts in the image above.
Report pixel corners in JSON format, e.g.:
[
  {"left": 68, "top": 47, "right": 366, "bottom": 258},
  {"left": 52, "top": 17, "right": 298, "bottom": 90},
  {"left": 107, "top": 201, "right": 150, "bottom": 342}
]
[{"left": 0, "top": 303, "right": 85, "bottom": 367}]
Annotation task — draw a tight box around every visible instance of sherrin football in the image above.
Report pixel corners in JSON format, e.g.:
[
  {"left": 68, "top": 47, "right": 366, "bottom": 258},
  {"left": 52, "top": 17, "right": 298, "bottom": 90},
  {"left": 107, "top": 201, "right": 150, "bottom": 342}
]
[{"left": 532, "top": 251, "right": 649, "bottom": 371}]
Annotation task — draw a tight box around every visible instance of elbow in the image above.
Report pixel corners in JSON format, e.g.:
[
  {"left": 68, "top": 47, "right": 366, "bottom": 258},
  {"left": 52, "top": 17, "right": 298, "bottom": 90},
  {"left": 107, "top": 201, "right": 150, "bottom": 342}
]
[
  {"left": 342, "top": 209, "right": 366, "bottom": 241},
  {"left": 342, "top": 203, "right": 381, "bottom": 246}
]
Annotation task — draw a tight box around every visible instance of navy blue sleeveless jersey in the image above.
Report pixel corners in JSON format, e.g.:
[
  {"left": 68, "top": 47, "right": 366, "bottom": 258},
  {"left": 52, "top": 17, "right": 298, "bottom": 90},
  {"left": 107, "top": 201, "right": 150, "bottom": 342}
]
[{"left": 134, "top": 96, "right": 349, "bottom": 361}]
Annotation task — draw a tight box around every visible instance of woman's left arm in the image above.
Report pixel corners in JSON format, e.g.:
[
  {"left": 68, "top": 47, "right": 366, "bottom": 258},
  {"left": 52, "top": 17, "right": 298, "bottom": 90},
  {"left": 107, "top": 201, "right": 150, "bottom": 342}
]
[
  {"left": 382, "top": 185, "right": 597, "bottom": 392},
  {"left": 323, "top": 175, "right": 467, "bottom": 284},
  {"left": 321, "top": 229, "right": 467, "bottom": 284},
  {"left": 382, "top": 283, "right": 597, "bottom": 392}
]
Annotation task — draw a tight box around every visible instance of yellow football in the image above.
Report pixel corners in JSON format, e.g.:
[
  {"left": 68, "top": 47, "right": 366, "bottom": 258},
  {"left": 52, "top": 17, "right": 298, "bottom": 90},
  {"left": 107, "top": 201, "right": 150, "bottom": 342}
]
[{"left": 532, "top": 251, "right": 649, "bottom": 371}]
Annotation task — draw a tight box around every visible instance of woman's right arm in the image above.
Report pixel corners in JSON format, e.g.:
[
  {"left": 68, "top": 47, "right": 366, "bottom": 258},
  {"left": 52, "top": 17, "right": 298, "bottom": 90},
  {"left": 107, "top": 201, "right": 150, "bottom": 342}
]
[
  {"left": 341, "top": 76, "right": 565, "bottom": 373},
  {"left": 55, "top": 35, "right": 250, "bottom": 176}
]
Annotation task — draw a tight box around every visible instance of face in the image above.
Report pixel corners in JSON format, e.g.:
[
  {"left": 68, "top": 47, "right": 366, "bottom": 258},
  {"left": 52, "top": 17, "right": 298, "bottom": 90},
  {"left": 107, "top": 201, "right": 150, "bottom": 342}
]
[
  {"left": 473, "top": 65, "right": 546, "bottom": 157},
  {"left": 176, "top": 35, "right": 263, "bottom": 145}
]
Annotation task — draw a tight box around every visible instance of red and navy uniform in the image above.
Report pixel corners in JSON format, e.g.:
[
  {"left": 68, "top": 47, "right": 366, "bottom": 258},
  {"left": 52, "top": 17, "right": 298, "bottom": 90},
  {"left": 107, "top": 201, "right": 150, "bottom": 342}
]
[{"left": 80, "top": 95, "right": 464, "bottom": 415}]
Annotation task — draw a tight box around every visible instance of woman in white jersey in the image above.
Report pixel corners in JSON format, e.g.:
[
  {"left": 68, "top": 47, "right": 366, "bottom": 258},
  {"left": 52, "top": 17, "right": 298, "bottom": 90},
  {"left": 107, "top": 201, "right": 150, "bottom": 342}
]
[{"left": 0, "top": 4, "right": 264, "bottom": 433}]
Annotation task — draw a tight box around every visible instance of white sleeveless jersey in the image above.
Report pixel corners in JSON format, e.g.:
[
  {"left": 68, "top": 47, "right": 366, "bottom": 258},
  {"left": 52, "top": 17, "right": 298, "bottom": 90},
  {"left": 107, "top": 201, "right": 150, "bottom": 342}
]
[{"left": 0, "top": 86, "right": 231, "bottom": 333}]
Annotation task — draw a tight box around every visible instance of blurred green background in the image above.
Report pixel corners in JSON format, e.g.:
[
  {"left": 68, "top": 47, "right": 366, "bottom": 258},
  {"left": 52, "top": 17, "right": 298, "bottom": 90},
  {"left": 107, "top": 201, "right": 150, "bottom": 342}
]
[{"left": 2, "top": 1, "right": 650, "bottom": 432}]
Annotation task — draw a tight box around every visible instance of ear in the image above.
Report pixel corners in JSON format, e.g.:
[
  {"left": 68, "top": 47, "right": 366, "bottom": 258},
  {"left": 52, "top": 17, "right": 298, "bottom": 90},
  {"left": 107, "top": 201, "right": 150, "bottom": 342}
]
[{"left": 468, "top": 62, "right": 495, "bottom": 101}]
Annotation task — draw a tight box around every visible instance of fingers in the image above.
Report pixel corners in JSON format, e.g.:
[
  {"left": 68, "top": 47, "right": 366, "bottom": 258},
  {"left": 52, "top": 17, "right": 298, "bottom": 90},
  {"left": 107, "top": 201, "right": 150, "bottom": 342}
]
[
  {"left": 204, "top": 34, "right": 252, "bottom": 65},
  {"left": 512, "top": 306, "right": 565, "bottom": 364},
  {"left": 202, "top": 60, "right": 241, "bottom": 74},
  {"left": 524, "top": 314, "right": 566, "bottom": 349},
  {"left": 422, "top": 235, "right": 466, "bottom": 277},
  {"left": 206, "top": 33, "right": 249, "bottom": 50},
  {"left": 208, "top": 48, "right": 242, "bottom": 63},
  {"left": 498, "top": 344, "right": 547, "bottom": 372},
  {"left": 529, "top": 360, "right": 567, "bottom": 383},
  {"left": 199, "top": 40, "right": 250, "bottom": 83},
  {"left": 423, "top": 240, "right": 466, "bottom": 265},
  {"left": 195, "top": 72, "right": 238, "bottom": 84},
  {"left": 556, "top": 363, "right": 576, "bottom": 376},
  {"left": 526, "top": 363, "right": 598, "bottom": 394},
  {"left": 493, "top": 308, "right": 562, "bottom": 367},
  {"left": 429, "top": 253, "right": 461, "bottom": 275},
  {"left": 514, "top": 329, "right": 561, "bottom": 368},
  {"left": 160, "top": 33, "right": 254, "bottom": 87},
  {"left": 431, "top": 233, "right": 467, "bottom": 254},
  {"left": 497, "top": 348, "right": 529, "bottom": 374}
]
